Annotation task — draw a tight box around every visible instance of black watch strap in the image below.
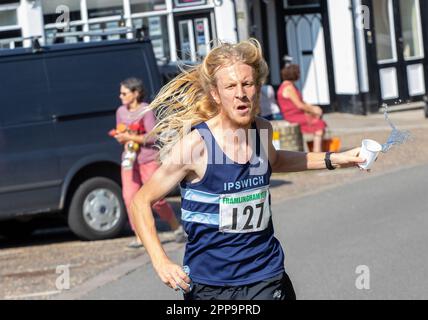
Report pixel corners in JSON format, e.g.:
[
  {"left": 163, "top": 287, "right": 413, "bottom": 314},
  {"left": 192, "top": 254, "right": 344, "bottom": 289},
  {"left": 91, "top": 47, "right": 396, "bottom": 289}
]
[{"left": 324, "top": 152, "right": 336, "bottom": 170}]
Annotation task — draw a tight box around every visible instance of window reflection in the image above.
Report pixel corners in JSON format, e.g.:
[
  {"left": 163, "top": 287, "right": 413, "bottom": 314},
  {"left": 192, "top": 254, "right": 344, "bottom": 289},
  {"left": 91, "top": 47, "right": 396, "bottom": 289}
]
[
  {"left": 400, "top": 0, "right": 424, "bottom": 60},
  {"left": 89, "top": 21, "right": 125, "bottom": 41},
  {"left": 130, "top": 0, "right": 167, "bottom": 13},
  {"left": 87, "top": 0, "right": 124, "bottom": 19},
  {"left": 45, "top": 25, "right": 84, "bottom": 45},
  {"left": 373, "top": 0, "right": 396, "bottom": 62},
  {"left": 37, "top": 0, "right": 177, "bottom": 62},
  {"left": 133, "top": 16, "right": 170, "bottom": 61},
  {"left": 0, "top": 9, "right": 18, "bottom": 27},
  {"left": 0, "top": 29, "right": 22, "bottom": 49}
]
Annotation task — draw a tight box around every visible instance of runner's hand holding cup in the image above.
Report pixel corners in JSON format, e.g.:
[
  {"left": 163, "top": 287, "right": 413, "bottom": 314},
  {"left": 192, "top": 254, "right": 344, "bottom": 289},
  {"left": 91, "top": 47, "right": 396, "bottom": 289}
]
[{"left": 358, "top": 139, "right": 382, "bottom": 170}]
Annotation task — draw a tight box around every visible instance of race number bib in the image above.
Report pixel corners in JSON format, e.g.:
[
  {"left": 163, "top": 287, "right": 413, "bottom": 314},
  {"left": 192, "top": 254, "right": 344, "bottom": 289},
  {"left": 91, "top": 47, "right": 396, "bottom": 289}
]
[{"left": 219, "top": 187, "right": 271, "bottom": 233}]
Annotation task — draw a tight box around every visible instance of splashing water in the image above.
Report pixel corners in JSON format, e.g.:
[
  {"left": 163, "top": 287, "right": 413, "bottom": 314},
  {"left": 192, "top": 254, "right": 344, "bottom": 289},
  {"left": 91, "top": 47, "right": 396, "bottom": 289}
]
[{"left": 381, "top": 104, "right": 411, "bottom": 153}]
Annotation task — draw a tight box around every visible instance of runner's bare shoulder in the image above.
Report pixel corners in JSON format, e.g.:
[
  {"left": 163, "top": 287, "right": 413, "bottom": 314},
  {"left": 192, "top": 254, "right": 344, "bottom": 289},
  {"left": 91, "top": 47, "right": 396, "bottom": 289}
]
[
  {"left": 179, "top": 128, "right": 208, "bottom": 183},
  {"left": 164, "top": 128, "right": 207, "bottom": 170}
]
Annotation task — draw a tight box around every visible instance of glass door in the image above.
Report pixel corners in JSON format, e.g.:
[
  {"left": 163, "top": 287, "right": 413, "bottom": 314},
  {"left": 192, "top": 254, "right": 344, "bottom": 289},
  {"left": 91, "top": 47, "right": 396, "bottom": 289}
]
[
  {"left": 372, "top": 0, "right": 426, "bottom": 103},
  {"left": 373, "top": 0, "right": 401, "bottom": 102},
  {"left": 284, "top": 14, "right": 330, "bottom": 106},
  {"left": 399, "top": 0, "right": 425, "bottom": 97},
  {"left": 178, "top": 19, "right": 196, "bottom": 61},
  {"left": 175, "top": 13, "right": 212, "bottom": 62},
  {"left": 194, "top": 17, "right": 210, "bottom": 58}
]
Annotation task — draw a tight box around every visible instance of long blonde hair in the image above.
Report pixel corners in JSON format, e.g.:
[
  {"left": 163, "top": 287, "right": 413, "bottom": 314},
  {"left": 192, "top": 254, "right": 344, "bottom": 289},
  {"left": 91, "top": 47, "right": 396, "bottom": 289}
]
[{"left": 146, "top": 38, "right": 269, "bottom": 161}]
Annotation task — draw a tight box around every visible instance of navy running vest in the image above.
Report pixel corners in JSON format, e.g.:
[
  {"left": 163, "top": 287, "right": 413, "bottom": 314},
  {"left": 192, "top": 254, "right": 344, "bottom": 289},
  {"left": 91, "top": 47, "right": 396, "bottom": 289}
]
[{"left": 180, "top": 120, "right": 285, "bottom": 286}]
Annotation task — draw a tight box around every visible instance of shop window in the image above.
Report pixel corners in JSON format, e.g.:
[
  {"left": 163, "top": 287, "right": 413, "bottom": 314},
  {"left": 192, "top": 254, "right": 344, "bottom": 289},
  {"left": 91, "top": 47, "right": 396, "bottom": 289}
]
[
  {"left": 89, "top": 21, "right": 126, "bottom": 41},
  {"left": 45, "top": 25, "right": 84, "bottom": 45},
  {"left": 0, "top": 41, "right": 21, "bottom": 49},
  {"left": 133, "top": 16, "right": 170, "bottom": 62},
  {"left": 0, "top": 29, "right": 22, "bottom": 49},
  {"left": 130, "top": 0, "right": 166, "bottom": 13},
  {"left": 399, "top": 0, "right": 424, "bottom": 60},
  {"left": 87, "top": 0, "right": 124, "bottom": 19},
  {"left": 373, "top": 0, "right": 396, "bottom": 62},
  {"left": 173, "top": 0, "right": 207, "bottom": 8},
  {"left": 0, "top": 9, "right": 18, "bottom": 27},
  {"left": 42, "top": 0, "right": 82, "bottom": 25}
]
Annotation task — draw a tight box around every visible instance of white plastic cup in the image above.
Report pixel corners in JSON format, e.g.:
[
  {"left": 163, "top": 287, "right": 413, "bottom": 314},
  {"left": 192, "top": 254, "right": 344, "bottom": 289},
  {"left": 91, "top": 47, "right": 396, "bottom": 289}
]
[{"left": 358, "top": 139, "right": 382, "bottom": 170}]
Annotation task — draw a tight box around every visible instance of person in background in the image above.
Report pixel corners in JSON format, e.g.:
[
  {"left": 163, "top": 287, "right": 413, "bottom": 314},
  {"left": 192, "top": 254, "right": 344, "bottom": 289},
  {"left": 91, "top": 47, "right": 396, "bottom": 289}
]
[
  {"left": 114, "top": 77, "right": 186, "bottom": 248},
  {"left": 277, "top": 64, "right": 327, "bottom": 152},
  {"left": 259, "top": 84, "right": 283, "bottom": 121}
]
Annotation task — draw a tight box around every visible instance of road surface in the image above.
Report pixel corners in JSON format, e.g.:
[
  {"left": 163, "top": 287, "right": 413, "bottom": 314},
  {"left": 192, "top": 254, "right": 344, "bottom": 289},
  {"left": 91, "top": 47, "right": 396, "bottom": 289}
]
[{"left": 81, "top": 164, "right": 428, "bottom": 300}]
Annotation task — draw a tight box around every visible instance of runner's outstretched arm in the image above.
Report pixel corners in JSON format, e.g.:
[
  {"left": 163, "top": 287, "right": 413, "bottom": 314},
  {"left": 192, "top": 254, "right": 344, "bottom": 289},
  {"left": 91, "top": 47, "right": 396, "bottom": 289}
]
[
  {"left": 257, "top": 118, "right": 365, "bottom": 173},
  {"left": 129, "top": 137, "right": 195, "bottom": 293}
]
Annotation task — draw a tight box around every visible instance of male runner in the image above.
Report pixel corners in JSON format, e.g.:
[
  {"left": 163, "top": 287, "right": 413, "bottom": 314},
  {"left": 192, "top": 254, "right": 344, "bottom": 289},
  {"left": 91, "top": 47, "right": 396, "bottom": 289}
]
[{"left": 129, "top": 39, "right": 365, "bottom": 300}]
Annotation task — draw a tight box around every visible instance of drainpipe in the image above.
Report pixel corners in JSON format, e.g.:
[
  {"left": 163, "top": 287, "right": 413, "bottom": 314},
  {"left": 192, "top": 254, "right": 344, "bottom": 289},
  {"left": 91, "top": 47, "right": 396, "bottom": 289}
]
[{"left": 350, "top": 0, "right": 366, "bottom": 114}]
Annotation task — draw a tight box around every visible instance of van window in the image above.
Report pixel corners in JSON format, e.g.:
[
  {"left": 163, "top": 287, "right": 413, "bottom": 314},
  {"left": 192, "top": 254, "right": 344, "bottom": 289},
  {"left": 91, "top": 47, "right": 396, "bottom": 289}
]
[
  {"left": 44, "top": 46, "right": 155, "bottom": 117},
  {"left": 0, "top": 57, "right": 51, "bottom": 126}
]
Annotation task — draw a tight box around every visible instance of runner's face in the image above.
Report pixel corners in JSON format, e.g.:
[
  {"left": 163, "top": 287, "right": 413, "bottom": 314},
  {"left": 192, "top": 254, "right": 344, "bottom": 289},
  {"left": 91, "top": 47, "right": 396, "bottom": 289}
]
[{"left": 211, "top": 62, "right": 258, "bottom": 126}]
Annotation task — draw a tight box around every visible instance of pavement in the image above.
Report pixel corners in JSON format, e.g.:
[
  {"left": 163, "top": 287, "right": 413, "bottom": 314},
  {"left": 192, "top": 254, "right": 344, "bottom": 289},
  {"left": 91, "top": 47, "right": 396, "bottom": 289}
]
[
  {"left": 1, "top": 108, "right": 427, "bottom": 300},
  {"left": 324, "top": 108, "right": 428, "bottom": 134}
]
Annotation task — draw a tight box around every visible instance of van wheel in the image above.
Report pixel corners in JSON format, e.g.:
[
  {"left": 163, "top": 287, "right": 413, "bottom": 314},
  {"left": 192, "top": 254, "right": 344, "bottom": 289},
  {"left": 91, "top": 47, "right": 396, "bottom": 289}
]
[{"left": 68, "top": 177, "right": 126, "bottom": 241}]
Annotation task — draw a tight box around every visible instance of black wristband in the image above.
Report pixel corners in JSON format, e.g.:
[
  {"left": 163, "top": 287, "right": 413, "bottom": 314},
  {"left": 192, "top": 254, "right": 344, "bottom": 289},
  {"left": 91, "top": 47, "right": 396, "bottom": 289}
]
[{"left": 324, "top": 152, "right": 336, "bottom": 170}]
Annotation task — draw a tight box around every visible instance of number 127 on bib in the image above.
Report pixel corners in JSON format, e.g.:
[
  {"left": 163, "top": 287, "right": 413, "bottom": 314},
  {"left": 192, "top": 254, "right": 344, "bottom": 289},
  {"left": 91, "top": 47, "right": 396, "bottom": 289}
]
[{"left": 219, "top": 189, "right": 271, "bottom": 233}]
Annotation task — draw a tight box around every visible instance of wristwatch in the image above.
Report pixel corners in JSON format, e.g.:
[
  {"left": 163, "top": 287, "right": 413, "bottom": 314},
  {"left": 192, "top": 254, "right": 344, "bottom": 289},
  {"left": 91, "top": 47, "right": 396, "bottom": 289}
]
[{"left": 324, "top": 152, "right": 336, "bottom": 170}]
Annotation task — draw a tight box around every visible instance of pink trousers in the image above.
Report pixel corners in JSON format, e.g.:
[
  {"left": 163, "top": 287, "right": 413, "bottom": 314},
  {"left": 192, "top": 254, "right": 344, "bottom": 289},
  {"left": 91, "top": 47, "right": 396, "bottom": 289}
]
[{"left": 121, "top": 160, "right": 175, "bottom": 231}]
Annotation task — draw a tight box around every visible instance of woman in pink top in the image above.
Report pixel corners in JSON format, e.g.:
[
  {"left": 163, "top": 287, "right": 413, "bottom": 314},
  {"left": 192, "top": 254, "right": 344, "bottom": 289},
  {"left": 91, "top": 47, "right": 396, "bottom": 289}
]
[
  {"left": 114, "top": 78, "right": 185, "bottom": 248},
  {"left": 277, "top": 64, "right": 327, "bottom": 152}
]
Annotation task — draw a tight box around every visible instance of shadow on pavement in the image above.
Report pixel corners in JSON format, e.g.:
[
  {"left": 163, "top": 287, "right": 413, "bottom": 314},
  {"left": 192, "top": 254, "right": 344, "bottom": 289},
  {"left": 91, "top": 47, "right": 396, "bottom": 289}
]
[
  {"left": 0, "top": 199, "right": 184, "bottom": 250},
  {"left": 0, "top": 226, "right": 138, "bottom": 250},
  {"left": 0, "top": 227, "right": 80, "bottom": 250},
  {"left": 270, "top": 179, "right": 292, "bottom": 188},
  {"left": 1, "top": 189, "right": 294, "bottom": 249}
]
